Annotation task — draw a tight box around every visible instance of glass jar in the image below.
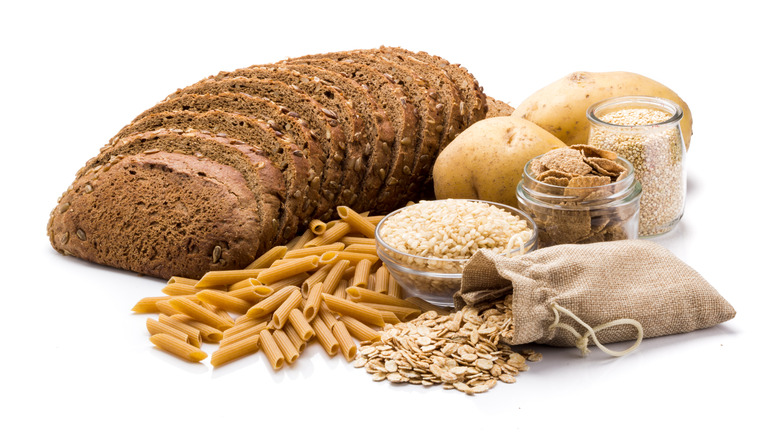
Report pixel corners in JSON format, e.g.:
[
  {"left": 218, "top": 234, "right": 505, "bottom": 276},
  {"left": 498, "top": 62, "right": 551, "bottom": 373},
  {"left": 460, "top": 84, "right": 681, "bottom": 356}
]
[
  {"left": 587, "top": 96, "right": 686, "bottom": 236},
  {"left": 516, "top": 156, "right": 642, "bottom": 248}
]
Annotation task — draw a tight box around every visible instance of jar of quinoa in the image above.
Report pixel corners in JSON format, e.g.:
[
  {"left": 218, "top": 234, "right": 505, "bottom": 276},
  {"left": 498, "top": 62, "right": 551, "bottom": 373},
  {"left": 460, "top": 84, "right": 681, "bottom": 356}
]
[{"left": 587, "top": 96, "right": 686, "bottom": 236}]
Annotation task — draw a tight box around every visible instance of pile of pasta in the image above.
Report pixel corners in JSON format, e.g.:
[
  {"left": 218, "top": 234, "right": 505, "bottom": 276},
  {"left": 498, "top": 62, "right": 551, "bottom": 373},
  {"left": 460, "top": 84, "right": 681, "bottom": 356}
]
[{"left": 133, "top": 205, "right": 443, "bottom": 368}]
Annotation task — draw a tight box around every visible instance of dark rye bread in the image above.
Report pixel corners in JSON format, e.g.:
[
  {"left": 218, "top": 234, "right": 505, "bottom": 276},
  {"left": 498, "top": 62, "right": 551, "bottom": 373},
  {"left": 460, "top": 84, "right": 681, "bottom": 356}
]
[
  {"left": 48, "top": 151, "right": 262, "bottom": 279},
  {"left": 399, "top": 48, "right": 488, "bottom": 127},
  {"left": 281, "top": 57, "right": 418, "bottom": 214},
  {"left": 102, "top": 111, "right": 310, "bottom": 243},
  {"left": 288, "top": 51, "right": 444, "bottom": 203},
  {"left": 203, "top": 65, "right": 364, "bottom": 215},
  {"left": 278, "top": 63, "right": 395, "bottom": 213},
  {"left": 169, "top": 77, "right": 344, "bottom": 220},
  {"left": 79, "top": 129, "right": 285, "bottom": 251}
]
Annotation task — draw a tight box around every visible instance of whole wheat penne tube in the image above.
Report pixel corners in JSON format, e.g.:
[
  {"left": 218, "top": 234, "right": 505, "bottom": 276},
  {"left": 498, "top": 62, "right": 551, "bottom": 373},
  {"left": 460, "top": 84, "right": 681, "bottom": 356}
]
[
  {"left": 339, "top": 316, "right": 381, "bottom": 343},
  {"left": 158, "top": 314, "right": 203, "bottom": 347},
  {"left": 195, "top": 269, "right": 264, "bottom": 288},
  {"left": 155, "top": 300, "right": 180, "bottom": 317},
  {"left": 317, "top": 251, "right": 340, "bottom": 265},
  {"left": 380, "top": 310, "right": 401, "bottom": 324},
  {"left": 149, "top": 333, "right": 207, "bottom": 363},
  {"left": 201, "top": 301, "right": 233, "bottom": 322},
  {"left": 245, "top": 286, "right": 297, "bottom": 319},
  {"left": 331, "top": 321, "right": 357, "bottom": 361},
  {"left": 266, "top": 272, "right": 309, "bottom": 292},
  {"left": 285, "top": 243, "right": 345, "bottom": 260},
  {"left": 257, "top": 329, "right": 285, "bottom": 370},
  {"left": 321, "top": 294, "right": 385, "bottom": 327},
  {"left": 167, "top": 276, "right": 199, "bottom": 286},
  {"left": 223, "top": 315, "right": 270, "bottom": 338},
  {"left": 301, "top": 264, "right": 333, "bottom": 296},
  {"left": 328, "top": 251, "right": 379, "bottom": 267},
  {"left": 211, "top": 334, "right": 261, "bottom": 367},
  {"left": 304, "top": 222, "right": 351, "bottom": 248},
  {"left": 339, "top": 236, "right": 376, "bottom": 246},
  {"left": 257, "top": 256, "right": 319, "bottom": 285},
  {"left": 288, "top": 229, "right": 315, "bottom": 250},
  {"left": 308, "top": 219, "right": 328, "bottom": 235},
  {"left": 161, "top": 283, "right": 200, "bottom": 296},
  {"left": 272, "top": 329, "right": 300, "bottom": 364},
  {"left": 282, "top": 324, "right": 306, "bottom": 353},
  {"left": 168, "top": 297, "right": 233, "bottom": 331},
  {"left": 403, "top": 296, "right": 452, "bottom": 315},
  {"left": 303, "top": 283, "right": 325, "bottom": 322},
  {"left": 288, "top": 308, "right": 314, "bottom": 341},
  {"left": 311, "top": 315, "right": 339, "bottom": 356},
  {"left": 373, "top": 266, "right": 390, "bottom": 293},
  {"left": 233, "top": 313, "right": 272, "bottom": 327},
  {"left": 343, "top": 243, "right": 378, "bottom": 256},
  {"left": 318, "top": 305, "right": 339, "bottom": 328},
  {"left": 228, "top": 277, "right": 259, "bottom": 291},
  {"left": 333, "top": 279, "right": 348, "bottom": 300},
  {"left": 168, "top": 314, "right": 223, "bottom": 343},
  {"left": 366, "top": 273, "right": 376, "bottom": 291},
  {"left": 146, "top": 318, "right": 189, "bottom": 343},
  {"left": 346, "top": 286, "right": 420, "bottom": 309},
  {"left": 337, "top": 206, "right": 376, "bottom": 238},
  {"left": 271, "top": 288, "right": 303, "bottom": 329},
  {"left": 352, "top": 259, "right": 372, "bottom": 288},
  {"left": 195, "top": 290, "right": 252, "bottom": 315},
  {"left": 387, "top": 275, "right": 402, "bottom": 299},
  {"left": 366, "top": 215, "right": 384, "bottom": 225},
  {"left": 220, "top": 323, "right": 268, "bottom": 348},
  {"left": 319, "top": 259, "right": 350, "bottom": 295},
  {"left": 226, "top": 284, "right": 269, "bottom": 303},
  {"left": 245, "top": 245, "right": 288, "bottom": 270},
  {"left": 132, "top": 295, "right": 197, "bottom": 313},
  {"left": 361, "top": 303, "right": 422, "bottom": 321}
]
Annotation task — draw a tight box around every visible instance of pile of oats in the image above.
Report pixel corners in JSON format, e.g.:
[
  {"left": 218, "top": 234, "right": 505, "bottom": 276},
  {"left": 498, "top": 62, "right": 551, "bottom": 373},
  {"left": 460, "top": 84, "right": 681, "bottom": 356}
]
[{"left": 354, "top": 296, "right": 540, "bottom": 395}]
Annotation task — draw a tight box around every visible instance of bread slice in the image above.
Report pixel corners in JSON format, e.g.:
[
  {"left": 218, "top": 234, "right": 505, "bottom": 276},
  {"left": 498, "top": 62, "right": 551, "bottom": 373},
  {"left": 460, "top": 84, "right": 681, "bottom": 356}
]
[
  {"left": 281, "top": 57, "right": 417, "bottom": 214},
  {"left": 77, "top": 128, "right": 285, "bottom": 249},
  {"left": 485, "top": 96, "right": 514, "bottom": 118},
  {"left": 48, "top": 151, "right": 262, "bottom": 279},
  {"left": 100, "top": 111, "right": 310, "bottom": 243},
  {"left": 169, "top": 77, "right": 344, "bottom": 220},
  {"left": 278, "top": 63, "right": 395, "bottom": 214}
]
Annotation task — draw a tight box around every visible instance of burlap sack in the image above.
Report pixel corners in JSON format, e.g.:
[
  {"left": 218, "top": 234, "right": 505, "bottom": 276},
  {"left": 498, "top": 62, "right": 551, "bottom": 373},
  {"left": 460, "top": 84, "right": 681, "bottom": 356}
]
[{"left": 454, "top": 240, "right": 735, "bottom": 355}]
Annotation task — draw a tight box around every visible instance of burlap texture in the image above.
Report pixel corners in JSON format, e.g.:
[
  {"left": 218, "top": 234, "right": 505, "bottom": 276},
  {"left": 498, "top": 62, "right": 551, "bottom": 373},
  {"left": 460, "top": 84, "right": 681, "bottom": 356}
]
[{"left": 454, "top": 240, "right": 736, "bottom": 347}]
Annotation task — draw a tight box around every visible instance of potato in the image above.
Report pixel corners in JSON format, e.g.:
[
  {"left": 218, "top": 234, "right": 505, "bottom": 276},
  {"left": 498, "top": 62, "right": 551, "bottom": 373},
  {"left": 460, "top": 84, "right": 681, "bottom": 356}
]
[
  {"left": 513, "top": 71, "right": 693, "bottom": 149},
  {"left": 433, "top": 116, "right": 566, "bottom": 206}
]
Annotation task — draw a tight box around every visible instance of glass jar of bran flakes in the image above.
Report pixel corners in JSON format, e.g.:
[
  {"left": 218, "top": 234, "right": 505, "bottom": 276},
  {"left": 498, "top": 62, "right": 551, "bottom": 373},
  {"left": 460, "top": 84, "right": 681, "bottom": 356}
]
[{"left": 587, "top": 96, "right": 686, "bottom": 236}]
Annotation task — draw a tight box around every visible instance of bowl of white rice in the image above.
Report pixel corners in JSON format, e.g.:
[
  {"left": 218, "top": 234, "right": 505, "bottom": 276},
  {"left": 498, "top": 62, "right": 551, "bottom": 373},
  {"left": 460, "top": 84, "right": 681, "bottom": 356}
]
[{"left": 375, "top": 199, "right": 537, "bottom": 307}]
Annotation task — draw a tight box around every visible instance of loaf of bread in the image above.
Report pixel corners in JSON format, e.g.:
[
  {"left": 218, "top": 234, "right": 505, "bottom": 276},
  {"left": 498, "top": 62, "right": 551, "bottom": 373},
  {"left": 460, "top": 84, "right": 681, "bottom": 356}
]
[{"left": 48, "top": 47, "right": 497, "bottom": 279}]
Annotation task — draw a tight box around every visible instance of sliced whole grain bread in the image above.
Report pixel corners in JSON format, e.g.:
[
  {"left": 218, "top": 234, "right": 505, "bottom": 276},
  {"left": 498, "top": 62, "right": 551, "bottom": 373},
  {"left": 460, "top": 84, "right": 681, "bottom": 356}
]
[
  {"left": 49, "top": 151, "right": 262, "bottom": 279},
  {"left": 485, "top": 96, "right": 514, "bottom": 118},
  {"left": 77, "top": 128, "right": 285, "bottom": 250},
  {"left": 277, "top": 63, "right": 395, "bottom": 213},
  {"left": 281, "top": 57, "right": 417, "bottom": 214},
  {"left": 101, "top": 111, "right": 310, "bottom": 243},
  {"left": 168, "top": 77, "right": 343, "bottom": 221}
]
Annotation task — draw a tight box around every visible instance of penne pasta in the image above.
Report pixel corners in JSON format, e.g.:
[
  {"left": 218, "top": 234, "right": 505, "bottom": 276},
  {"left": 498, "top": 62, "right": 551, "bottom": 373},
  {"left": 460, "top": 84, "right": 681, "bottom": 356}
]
[
  {"left": 226, "top": 284, "right": 269, "bottom": 303},
  {"left": 228, "top": 277, "right": 259, "bottom": 291},
  {"left": 284, "top": 242, "right": 345, "bottom": 260},
  {"left": 257, "top": 256, "right": 319, "bottom": 285},
  {"left": 149, "top": 333, "right": 207, "bottom": 363},
  {"left": 245, "top": 286, "right": 297, "bottom": 319},
  {"left": 219, "top": 323, "right": 268, "bottom": 347},
  {"left": 366, "top": 273, "right": 376, "bottom": 291},
  {"left": 387, "top": 275, "right": 403, "bottom": 299},
  {"left": 333, "top": 279, "right": 349, "bottom": 300},
  {"left": 168, "top": 297, "right": 234, "bottom": 331},
  {"left": 339, "top": 316, "right": 381, "bottom": 343},
  {"left": 331, "top": 321, "right": 357, "bottom": 361},
  {"left": 318, "top": 305, "right": 339, "bottom": 329},
  {"left": 339, "top": 236, "right": 376, "bottom": 246},
  {"left": 132, "top": 295, "right": 197, "bottom": 313},
  {"left": 201, "top": 301, "right": 233, "bottom": 322},
  {"left": 304, "top": 222, "right": 351, "bottom": 248},
  {"left": 168, "top": 314, "right": 223, "bottom": 343},
  {"left": 155, "top": 300, "right": 181, "bottom": 317},
  {"left": 223, "top": 315, "right": 270, "bottom": 338},
  {"left": 257, "top": 329, "right": 285, "bottom": 370},
  {"left": 167, "top": 276, "right": 199, "bottom": 286},
  {"left": 301, "top": 264, "right": 333, "bottom": 296},
  {"left": 336, "top": 206, "right": 376, "bottom": 238},
  {"left": 245, "top": 245, "right": 288, "bottom": 270},
  {"left": 233, "top": 312, "right": 272, "bottom": 327},
  {"left": 352, "top": 259, "right": 372, "bottom": 288},
  {"left": 303, "top": 283, "right": 325, "bottom": 322},
  {"left": 365, "top": 215, "right": 384, "bottom": 225},
  {"left": 271, "top": 288, "right": 303, "bottom": 329},
  {"left": 320, "top": 260, "right": 350, "bottom": 295},
  {"left": 380, "top": 310, "right": 401, "bottom": 324},
  {"left": 321, "top": 294, "right": 385, "bottom": 327},
  {"left": 346, "top": 286, "right": 421, "bottom": 309},
  {"left": 326, "top": 251, "right": 379, "bottom": 267},
  {"left": 161, "top": 283, "right": 200, "bottom": 296},
  {"left": 343, "top": 243, "right": 378, "bottom": 256},
  {"left": 361, "top": 302, "right": 422, "bottom": 322},
  {"left": 288, "top": 308, "right": 314, "bottom": 341},
  {"left": 272, "top": 329, "right": 300, "bottom": 364},
  {"left": 195, "top": 269, "right": 264, "bottom": 288},
  {"left": 146, "top": 318, "right": 189, "bottom": 343},
  {"left": 288, "top": 229, "right": 316, "bottom": 250},
  {"left": 158, "top": 314, "right": 203, "bottom": 347},
  {"left": 311, "top": 315, "right": 339, "bottom": 356},
  {"left": 282, "top": 324, "right": 306, "bottom": 353},
  {"left": 308, "top": 219, "right": 328, "bottom": 235},
  {"left": 211, "top": 335, "right": 261, "bottom": 367},
  {"left": 266, "top": 272, "right": 309, "bottom": 292},
  {"left": 196, "top": 289, "right": 252, "bottom": 315},
  {"left": 373, "top": 266, "right": 390, "bottom": 294}
]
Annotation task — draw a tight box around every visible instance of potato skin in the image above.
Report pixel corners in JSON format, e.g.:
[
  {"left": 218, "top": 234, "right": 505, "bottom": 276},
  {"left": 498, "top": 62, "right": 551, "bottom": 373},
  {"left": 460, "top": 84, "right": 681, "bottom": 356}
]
[
  {"left": 513, "top": 71, "right": 693, "bottom": 149},
  {"left": 433, "top": 116, "right": 566, "bottom": 206}
]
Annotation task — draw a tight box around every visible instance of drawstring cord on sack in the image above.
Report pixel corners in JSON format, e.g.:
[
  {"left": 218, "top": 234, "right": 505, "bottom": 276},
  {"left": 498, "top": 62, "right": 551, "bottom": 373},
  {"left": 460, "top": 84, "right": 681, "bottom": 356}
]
[{"left": 549, "top": 302, "right": 644, "bottom": 357}]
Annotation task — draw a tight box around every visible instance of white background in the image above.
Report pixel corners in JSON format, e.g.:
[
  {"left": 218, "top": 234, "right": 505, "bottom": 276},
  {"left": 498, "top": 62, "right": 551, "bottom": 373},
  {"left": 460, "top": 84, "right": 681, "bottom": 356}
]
[{"left": 2, "top": 1, "right": 777, "bottom": 436}]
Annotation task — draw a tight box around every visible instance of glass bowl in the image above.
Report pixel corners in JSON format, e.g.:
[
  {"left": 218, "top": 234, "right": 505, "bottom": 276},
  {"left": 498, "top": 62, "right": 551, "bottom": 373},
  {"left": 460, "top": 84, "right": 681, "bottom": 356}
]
[{"left": 375, "top": 199, "right": 538, "bottom": 307}]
